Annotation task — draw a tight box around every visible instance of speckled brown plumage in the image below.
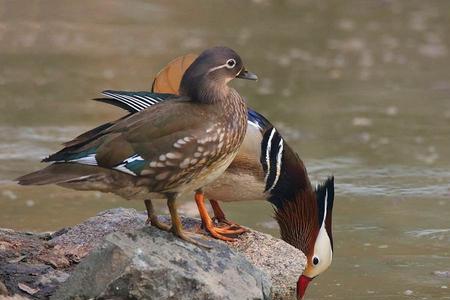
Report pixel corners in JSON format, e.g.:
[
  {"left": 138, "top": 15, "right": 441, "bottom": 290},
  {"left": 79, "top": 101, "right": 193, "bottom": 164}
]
[{"left": 17, "top": 46, "right": 257, "bottom": 247}]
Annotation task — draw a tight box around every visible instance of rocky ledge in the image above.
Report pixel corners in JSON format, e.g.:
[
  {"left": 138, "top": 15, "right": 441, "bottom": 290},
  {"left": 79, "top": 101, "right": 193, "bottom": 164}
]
[{"left": 0, "top": 208, "right": 305, "bottom": 300}]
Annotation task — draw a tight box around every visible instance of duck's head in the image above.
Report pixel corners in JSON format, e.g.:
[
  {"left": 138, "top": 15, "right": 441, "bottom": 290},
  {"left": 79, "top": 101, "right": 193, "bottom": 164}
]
[
  {"left": 179, "top": 47, "right": 257, "bottom": 100},
  {"left": 274, "top": 176, "right": 335, "bottom": 299}
]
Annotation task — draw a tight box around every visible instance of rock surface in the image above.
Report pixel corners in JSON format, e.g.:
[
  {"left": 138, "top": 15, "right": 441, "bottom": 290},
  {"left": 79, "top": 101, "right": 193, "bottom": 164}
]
[
  {"left": 0, "top": 208, "right": 306, "bottom": 299},
  {"left": 53, "top": 226, "right": 271, "bottom": 300}
]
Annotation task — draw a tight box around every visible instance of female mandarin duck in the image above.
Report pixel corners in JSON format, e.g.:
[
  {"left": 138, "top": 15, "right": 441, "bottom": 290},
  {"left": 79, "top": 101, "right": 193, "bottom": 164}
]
[
  {"left": 16, "top": 47, "right": 258, "bottom": 247},
  {"left": 95, "top": 54, "right": 335, "bottom": 299}
]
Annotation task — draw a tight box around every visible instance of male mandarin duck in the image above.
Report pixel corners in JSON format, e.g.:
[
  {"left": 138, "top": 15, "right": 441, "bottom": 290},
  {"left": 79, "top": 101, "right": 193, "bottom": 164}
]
[
  {"left": 95, "top": 54, "right": 335, "bottom": 299},
  {"left": 16, "top": 47, "right": 258, "bottom": 247}
]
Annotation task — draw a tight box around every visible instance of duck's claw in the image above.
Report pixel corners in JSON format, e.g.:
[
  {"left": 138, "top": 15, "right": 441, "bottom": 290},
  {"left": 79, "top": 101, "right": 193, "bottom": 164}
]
[
  {"left": 210, "top": 199, "right": 247, "bottom": 234},
  {"left": 144, "top": 199, "right": 171, "bottom": 231},
  {"left": 172, "top": 228, "right": 212, "bottom": 249},
  {"left": 195, "top": 192, "right": 246, "bottom": 242},
  {"left": 214, "top": 225, "right": 247, "bottom": 235}
]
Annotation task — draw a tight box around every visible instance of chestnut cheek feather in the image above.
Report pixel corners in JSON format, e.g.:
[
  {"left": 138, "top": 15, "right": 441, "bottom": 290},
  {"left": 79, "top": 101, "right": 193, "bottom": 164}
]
[{"left": 297, "top": 275, "right": 312, "bottom": 300}]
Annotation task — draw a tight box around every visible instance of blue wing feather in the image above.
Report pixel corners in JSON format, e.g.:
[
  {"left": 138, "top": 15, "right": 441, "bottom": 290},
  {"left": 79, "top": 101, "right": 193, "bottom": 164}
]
[{"left": 247, "top": 108, "right": 271, "bottom": 131}]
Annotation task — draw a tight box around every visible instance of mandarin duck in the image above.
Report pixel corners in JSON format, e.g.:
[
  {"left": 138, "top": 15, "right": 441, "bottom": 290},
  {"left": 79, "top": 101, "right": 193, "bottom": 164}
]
[
  {"left": 94, "top": 54, "right": 335, "bottom": 299},
  {"left": 16, "top": 46, "right": 258, "bottom": 247}
]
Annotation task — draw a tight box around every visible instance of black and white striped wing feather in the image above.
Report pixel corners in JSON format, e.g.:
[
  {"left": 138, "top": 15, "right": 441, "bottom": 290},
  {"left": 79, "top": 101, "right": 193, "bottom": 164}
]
[{"left": 94, "top": 90, "right": 174, "bottom": 113}]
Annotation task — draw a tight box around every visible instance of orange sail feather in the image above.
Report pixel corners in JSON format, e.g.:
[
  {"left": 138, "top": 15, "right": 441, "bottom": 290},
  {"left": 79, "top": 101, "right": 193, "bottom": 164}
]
[{"left": 152, "top": 53, "right": 198, "bottom": 94}]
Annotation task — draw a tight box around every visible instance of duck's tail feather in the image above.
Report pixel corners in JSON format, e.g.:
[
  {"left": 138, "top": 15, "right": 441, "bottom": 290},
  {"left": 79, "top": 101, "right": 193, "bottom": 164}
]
[{"left": 16, "top": 163, "right": 102, "bottom": 186}]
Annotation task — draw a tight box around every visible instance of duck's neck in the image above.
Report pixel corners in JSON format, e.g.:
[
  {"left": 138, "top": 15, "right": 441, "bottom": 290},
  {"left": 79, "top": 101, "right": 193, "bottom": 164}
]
[
  {"left": 274, "top": 187, "right": 318, "bottom": 256},
  {"left": 180, "top": 75, "right": 231, "bottom": 104}
]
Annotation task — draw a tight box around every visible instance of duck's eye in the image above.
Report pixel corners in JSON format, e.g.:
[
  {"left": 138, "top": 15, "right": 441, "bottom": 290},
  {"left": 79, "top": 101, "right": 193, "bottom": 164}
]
[
  {"left": 312, "top": 256, "right": 320, "bottom": 266},
  {"left": 226, "top": 59, "right": 236, "bottom": 69}
]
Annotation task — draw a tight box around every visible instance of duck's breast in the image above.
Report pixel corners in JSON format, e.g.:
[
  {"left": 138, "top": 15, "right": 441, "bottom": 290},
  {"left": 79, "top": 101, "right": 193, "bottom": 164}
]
[{"left": 204, "top": 123, "right": 266, "bottom": 202}]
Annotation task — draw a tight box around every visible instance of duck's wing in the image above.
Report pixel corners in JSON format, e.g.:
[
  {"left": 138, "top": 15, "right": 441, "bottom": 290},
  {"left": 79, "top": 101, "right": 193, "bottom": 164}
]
[
  {"left": 39, "top": 101, "right": 225, "bottom": 190},
  {"left": 94, "top": 90, "right": 174, "bottom": 113},
  {"left": 64, "top": 91, "right": 175, "bottom": 148},
  {"left": 63, "top": 116, "right": 127, "bottom": 148}
]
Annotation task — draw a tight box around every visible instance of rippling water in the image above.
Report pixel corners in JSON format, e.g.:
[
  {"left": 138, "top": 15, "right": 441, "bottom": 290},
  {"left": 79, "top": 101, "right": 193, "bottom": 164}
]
[{"left": 1, "top": 1, "right": 450, "bottom": 299}]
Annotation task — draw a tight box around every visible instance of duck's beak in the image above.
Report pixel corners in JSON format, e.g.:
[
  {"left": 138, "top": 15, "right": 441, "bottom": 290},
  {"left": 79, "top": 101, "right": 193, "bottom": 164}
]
[
  {"left": 297, "top": 275, "right": 312, "bottom": 299},
  {"left": 236, "top": 68, "right": 258, "bottom": 80}
]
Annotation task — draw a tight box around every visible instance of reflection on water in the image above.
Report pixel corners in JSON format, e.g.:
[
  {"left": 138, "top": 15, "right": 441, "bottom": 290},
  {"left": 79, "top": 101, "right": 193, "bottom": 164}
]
[{"left": 1, "top": 1, "right": 450, "bottom": 299}]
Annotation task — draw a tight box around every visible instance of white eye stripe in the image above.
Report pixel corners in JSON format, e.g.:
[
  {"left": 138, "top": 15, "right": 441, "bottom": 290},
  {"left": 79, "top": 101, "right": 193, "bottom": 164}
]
[
  {"left": 208, "top": 58, "right": 237, "bottom": 74},
  {"left": 208, "top": 64, "right": 228, "bottom": 73}
]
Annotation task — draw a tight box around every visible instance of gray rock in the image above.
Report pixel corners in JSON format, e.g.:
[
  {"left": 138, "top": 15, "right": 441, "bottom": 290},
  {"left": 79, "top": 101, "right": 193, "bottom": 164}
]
[
  {"left": 52, "top": 226, "right": 271, "bottom": 300},
  {"left": 229, "top": 231, "right": 304, "bottom": 299},
  {"left": 0, "top": 228, "right": 71, "bottom": 299},
  {"left": 49, "top": 207, "right": 149, "bottom": 251},
  {"left": 0, "top": 280, "right": 8, "bottom": 295},
  {"left": 1, "top": 208, "right": 306, "bottom": 300}
]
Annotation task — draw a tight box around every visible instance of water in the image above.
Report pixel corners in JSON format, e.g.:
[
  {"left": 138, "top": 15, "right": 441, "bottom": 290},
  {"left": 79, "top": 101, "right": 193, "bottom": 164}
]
[{"left": 1, "top": 1, "right": 450, "bottom": 299}]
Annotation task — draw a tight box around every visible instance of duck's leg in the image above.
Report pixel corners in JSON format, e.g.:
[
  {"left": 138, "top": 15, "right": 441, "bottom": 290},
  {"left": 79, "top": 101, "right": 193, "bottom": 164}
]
[
  {"left": 210, "top": 199, "right": 248, "bottom": 234},
  {"left": 195, "top": 192, "right": 245, "bottom": 241},
  {"left": 144, "top": 199, "right": 170, "bottom": 231},
  {"left": 166, "top": 193, "right": 210, "bottom": 248}
]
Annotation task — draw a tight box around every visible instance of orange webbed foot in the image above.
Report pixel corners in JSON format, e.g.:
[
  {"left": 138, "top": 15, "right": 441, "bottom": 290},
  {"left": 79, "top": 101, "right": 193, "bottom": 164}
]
[
  {"left": 195, "top": 192, "right": 246, "bottom": 242},
  {"left": 210, "top": 199, "right": 247, "bottom": 235}
]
